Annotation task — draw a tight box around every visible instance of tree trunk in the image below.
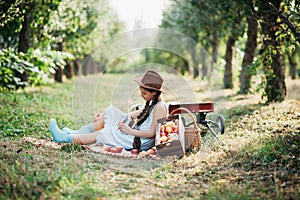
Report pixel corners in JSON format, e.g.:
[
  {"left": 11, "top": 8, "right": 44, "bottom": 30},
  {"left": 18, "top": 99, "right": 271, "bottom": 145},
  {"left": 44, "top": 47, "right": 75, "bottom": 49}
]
[
  {"left": 18, "top": 10, "right": 31, "bottom": 53},
  {"left": 54, "top": 69, "right": 63, "bottom": 82},
  {"left": 224, "top": 36, "right": 235, "bottom": 89},
  {"left": 224, "top": 16, "right": 241, "bottom": 89},
  {"left": 55, "top": 42, "right": 63, "bottom": 82},
  {"left": 64, "top": 60, "right": 73, "bottom": 79},
  {"left": 211, "top": 29, "right": 219, "bottom": 73},
  {"left": 288, "top": 52, "right": 297, "bottom": 79},
  {"left": 73, "top": 58, "right": 80, "bottom": 76},
  {"left": 239, "top": 16, "right": 258, "bottom": 94},
  {"left": 200, "top": 48, "right": 208, "bottom": 78},
  {"left": 258, "top": 0, "right": 286, "bottom": 102},
  {"left": 192, "top": 47, "right": 199, "bottom": 79},
  {"left": 17, "top": 9, "right": 31, "bottom": 87},
  {"left": 182, "top": 59, "right": 189, "bottom": 75},
  {"left": 82, "top": 54, "right": 90, "bottom": 76}
]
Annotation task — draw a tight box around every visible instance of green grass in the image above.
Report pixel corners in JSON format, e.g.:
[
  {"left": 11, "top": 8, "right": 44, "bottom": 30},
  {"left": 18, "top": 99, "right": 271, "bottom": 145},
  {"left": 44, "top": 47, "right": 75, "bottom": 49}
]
[{"left": 0, "top": 74, "right": 299, "bottom": 199}]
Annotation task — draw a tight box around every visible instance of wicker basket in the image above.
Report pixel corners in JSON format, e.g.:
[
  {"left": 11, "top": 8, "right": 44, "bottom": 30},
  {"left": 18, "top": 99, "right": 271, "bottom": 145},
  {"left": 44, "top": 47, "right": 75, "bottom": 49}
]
[{"left": 170, "top": 107, "right": 202, "bottom": 150}]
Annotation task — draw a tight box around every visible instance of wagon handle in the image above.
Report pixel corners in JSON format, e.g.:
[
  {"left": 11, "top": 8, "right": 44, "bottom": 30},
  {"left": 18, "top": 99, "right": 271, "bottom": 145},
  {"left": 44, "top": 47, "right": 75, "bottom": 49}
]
[{"left": 169, "top": 107, "right": 198, "bottom": 129}]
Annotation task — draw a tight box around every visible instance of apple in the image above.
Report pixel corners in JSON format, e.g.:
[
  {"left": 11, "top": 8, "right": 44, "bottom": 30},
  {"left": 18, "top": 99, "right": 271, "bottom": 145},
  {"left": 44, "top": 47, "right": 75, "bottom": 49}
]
[
  {"left": 160, "top": 135, "right": 168, "bottom": 143},
  {"left": 165, "top": 121, "right": 175, "bottom": 127},
  {"left": 103, "top": 145, "right": 111, "bottom": 152},
  {"left": 160, "top": 132, "right": 167, "bottom": 137},
  {"left": 165, "top": 126, "right": 173, "bottom": 134},
  {"left": 160, "top": 125, "right": 165, "bottom": 133},
  {"left": 172, "top": 125, "right": 178, "bottom": 133},
  {"left": 110, "top": 147, "right": 119, "bottom": 153},
  {"left": 147, "top": 149, "right": 155, "bottom": 154},
  {"left": 115, "top": 146, "right": 123, "bottom": 153},
  {"left": 131, "top": 149, "right": 139, "bottom": 155},
  {"left": 174, "top": 119, "right": 179, "bottom": 125}
]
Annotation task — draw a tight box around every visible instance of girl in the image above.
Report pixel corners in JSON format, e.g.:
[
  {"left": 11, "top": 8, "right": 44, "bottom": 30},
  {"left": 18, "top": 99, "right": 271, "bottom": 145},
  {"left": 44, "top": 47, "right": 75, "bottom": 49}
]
[{"left": 49, "top": 70, "right": 167, "bottom": 151}]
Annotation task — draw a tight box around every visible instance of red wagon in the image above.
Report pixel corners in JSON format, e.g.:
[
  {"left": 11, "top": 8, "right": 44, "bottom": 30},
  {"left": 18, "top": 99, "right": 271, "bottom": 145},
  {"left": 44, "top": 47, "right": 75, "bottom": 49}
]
[
  {"left": 131, "top": 102, "right": 226, "bottom": 146},
  {"left": 167, "top": 102, "right": 226, "bottom": 145}
]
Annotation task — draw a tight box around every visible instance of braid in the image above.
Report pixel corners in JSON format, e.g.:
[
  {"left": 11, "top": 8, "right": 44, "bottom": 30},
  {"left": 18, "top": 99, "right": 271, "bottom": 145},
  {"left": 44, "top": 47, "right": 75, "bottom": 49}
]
[
  {"left": 133, "top": 88, "right": 162, "bottom": 150},
  {"left": 136, "top": 90, "right": 161, "bottom": 126}
]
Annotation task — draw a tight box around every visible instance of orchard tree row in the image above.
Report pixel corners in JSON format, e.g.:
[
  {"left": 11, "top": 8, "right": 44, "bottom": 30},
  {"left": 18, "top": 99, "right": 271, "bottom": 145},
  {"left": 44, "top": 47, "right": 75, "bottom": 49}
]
[
  {"left": 0, "top": 0, "right": 123, "bottom": 89},
  {"left": 156, "top": 0, "right": 300, "bottom": 102}
]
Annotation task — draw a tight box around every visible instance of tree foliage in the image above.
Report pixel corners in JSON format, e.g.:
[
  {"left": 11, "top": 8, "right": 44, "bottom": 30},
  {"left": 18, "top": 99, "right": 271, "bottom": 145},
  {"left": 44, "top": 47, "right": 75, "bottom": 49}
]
[
  {"left": 159, "top": 0, "right": 300, "bottom": 102},
  {"left": 0, "top": 0, "right": 123, "bottom": 90}
]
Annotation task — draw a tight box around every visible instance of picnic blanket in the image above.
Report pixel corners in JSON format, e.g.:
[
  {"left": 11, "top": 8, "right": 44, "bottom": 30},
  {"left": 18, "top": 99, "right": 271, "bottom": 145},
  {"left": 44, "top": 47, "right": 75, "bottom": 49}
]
[{"left": 21, "top": 137, "right": 161, "bottom": 160}]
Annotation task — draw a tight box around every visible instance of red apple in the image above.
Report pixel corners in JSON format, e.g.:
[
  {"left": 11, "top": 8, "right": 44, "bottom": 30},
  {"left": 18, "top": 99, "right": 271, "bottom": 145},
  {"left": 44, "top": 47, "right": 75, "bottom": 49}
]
[
  {"left": 165, "top": 126, "right": 173, "bottom": 134},
  {"left": 160, "top": 132, "right": 167, "bottom": 137},
  {"left": 140, "top": 151, "right": 147, "bottom": 156},
  {"left": 131, "top": 149, "right": 139, "bottom": 155},
  {"left": 103, "top": 145, "right": 111, "bottom": 152},
  {"left": 110, "top": 147, "right": 119, "bottom": 153},
  {"left": 160, "top": 125, "right": 165, "bottom": 133},
  {"left": 160, "top": 135, "right": 168, "bottom": 143},
  {"left": 115, "top": 146, "right": 123, "bottom": 153},
  {"left": 172, "top": 125, "right": 178, "bottom": 133},
  {"left": 147, "top": 149, "right": 155, "bottom": 154},
  {"left": 165, "top": 121, "right": 175, "bottom": 127}
]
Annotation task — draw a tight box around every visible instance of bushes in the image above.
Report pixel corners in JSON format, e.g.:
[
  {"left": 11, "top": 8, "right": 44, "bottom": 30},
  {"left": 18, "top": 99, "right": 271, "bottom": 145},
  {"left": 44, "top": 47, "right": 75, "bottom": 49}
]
[
  {"left": 0, "top": 48, "right": 74, "bottom": 91},
  {"left": 0, "top": 49, "right": 35, "bottom": 90}
]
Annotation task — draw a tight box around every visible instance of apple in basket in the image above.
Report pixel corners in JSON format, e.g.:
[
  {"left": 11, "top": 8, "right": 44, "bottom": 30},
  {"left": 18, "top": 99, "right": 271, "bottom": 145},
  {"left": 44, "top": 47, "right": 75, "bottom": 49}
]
[
  {"left": 160, "top": 132, "right": 167, "bottom": 137},
  {"left": 160, "top": 135, "right": 168, "bottom": 143},
  {"left": 164, "top": 126, "right": 173, "bottom": 134},
  {"left": 172, "top": 125, "right": 178, "bottom": 133},
  {"left": 160, "top": 125, "right": 165, "bottom": 133}
]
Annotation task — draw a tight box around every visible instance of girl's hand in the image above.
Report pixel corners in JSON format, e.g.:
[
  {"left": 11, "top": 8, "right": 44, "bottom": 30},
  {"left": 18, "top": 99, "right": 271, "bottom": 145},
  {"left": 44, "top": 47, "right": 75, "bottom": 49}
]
[
  {"left": 92, "top": 113, "right": 101, "bottom": 122},
  {"left": 117, "top": 121, "right": 131, "bottom": 134}
]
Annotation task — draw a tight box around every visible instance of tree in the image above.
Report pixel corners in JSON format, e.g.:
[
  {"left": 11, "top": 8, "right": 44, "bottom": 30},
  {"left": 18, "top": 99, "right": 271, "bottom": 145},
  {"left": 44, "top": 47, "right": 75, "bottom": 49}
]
[
  {"left": 0, "top": 0, "right": 62, "bottom": 86},
  {"left": 0, "top": 0, "right": 123, "bottom": 89},
  {"left": 224, "top": 16, "right": 242, "bottom": 89},
  {"left": 239, "top": 0, "right": 258, "bottom": 94},
  {"left": 46, "top": 0, "right": 123, "bottom": 80},
  {"left": 288, "top": 45, "right": 299, "bottom": 79},
  {"left": 257, "top": 0, "right": 287, "bottom": 102},
  {"left": 160, "top": 0, "right": 201, "bottom": 78}
]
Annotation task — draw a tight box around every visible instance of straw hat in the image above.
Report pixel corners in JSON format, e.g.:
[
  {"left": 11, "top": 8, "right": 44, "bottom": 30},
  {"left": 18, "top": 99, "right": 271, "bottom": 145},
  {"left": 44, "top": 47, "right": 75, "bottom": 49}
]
[{"left": 134, "top": 70, "right": 164, "bottom": 92}]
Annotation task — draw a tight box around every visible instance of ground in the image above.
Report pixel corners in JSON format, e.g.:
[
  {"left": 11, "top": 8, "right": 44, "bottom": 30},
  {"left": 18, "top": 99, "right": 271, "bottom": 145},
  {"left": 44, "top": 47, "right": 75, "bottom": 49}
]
[{"left": 0, "top": 74, "right": 299, "bottom": 199}]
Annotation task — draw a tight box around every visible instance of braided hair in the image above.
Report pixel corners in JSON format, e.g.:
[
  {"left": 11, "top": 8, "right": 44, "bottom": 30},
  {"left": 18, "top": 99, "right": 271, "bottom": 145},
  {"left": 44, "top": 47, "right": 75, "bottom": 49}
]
[
  {"left": 132, "top": 87, "right": 161, "bottom": 150},
  {"left": 136, "top": 88, "right": 161, "bottom": 126}
]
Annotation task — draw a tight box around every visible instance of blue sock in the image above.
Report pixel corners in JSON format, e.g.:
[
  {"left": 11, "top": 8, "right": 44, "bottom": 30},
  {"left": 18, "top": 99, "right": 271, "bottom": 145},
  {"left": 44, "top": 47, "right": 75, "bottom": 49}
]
[
  {"left": 49, "top": 118, "right": 73, "bottom": 143},
  {"left": 63, "top": 127, "right": 79, "bottom": 135}
]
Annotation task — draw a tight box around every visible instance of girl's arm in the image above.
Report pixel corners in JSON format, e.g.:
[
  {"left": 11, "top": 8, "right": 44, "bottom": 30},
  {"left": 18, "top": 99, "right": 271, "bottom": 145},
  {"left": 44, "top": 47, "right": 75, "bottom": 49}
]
[
  {"left": 119, "top": 103, "right": 167, "bottom": 138},
  {"left": 128, "top": 109, "right": 142, "bottom": 120}
]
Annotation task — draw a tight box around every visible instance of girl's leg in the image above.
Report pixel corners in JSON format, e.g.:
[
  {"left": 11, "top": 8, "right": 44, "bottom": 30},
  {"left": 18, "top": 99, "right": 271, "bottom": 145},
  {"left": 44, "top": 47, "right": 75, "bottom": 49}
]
[
  {"left": 92, "top": 111, "right": 105, "bottom": 131},
  {"left": 50, "top": 118, "right": 74, "bottom": 143},
  {"left": 50, "top": 118, "right": 98, "bottom": 144},
  {"left": 63, "top": 112, "right": 105, "bottom": 134},
  {"left": 73, "top": 132, "right": 98, "bottom": 145}
]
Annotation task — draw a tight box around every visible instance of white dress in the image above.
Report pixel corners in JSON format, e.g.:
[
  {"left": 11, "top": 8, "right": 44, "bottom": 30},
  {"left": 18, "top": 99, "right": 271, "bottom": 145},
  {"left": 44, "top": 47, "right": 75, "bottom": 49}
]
[{"left": 96, "top": 102, "right": 165, "bottom": 151}]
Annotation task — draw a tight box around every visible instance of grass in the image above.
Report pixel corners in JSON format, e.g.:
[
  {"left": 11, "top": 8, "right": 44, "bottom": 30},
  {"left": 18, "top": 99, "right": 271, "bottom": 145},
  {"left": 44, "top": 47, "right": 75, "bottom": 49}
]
[{"left": 0, "top": 73, "right": 299, "bottom": 199}]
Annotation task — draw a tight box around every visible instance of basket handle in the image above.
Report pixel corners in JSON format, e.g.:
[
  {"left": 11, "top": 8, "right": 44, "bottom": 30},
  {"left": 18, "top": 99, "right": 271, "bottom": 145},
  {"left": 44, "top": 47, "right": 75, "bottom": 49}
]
[{"left": 169, "top": 107, "right": 198, "bottom": 129}]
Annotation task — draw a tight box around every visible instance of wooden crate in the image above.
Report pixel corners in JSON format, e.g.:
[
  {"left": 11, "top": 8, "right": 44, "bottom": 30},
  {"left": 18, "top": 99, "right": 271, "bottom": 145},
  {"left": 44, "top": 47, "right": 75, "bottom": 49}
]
[{"left": 155, "top": 114, "right": 185, "bottom": 157}]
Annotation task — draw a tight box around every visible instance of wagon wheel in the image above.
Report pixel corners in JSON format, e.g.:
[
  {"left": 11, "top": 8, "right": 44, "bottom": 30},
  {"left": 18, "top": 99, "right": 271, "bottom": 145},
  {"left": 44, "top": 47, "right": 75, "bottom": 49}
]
[
  {"left": 212, "top": 114, "right": 225, "bottom": 134},
  {"left": 201, "top": 114, "right": 226, "bottom": 147}
]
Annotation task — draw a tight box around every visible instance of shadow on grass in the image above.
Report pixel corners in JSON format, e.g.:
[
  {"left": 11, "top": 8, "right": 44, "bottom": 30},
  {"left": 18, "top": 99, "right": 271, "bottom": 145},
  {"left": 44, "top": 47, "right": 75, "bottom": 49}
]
[{"left": 225, "top": 102, "right": 266, "bottom": 123}]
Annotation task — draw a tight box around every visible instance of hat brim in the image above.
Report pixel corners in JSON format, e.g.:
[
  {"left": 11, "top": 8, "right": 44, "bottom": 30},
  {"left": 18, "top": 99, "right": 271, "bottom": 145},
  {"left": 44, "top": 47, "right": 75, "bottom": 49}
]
[{"left": 134, "top": 75, "right": 165, "bottom": 93}]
